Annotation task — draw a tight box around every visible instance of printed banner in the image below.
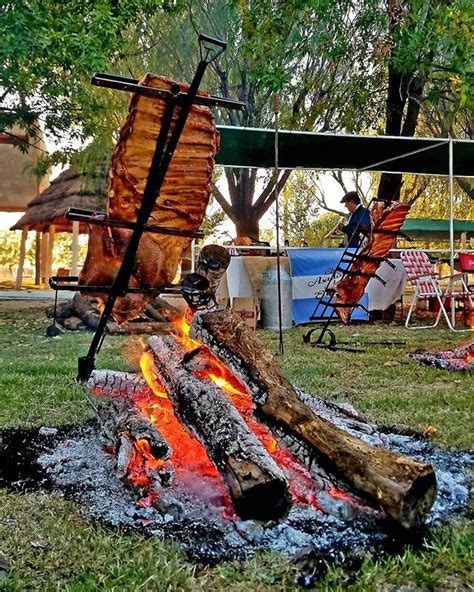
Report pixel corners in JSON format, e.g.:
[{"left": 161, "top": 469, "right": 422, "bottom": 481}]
[{"left": 286, "top": 248, "right": 369, "bottom": 325}]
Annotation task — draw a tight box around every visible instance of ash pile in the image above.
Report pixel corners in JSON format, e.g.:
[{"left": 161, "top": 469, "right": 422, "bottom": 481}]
[
  {"left": 408, "top": 343, "right": 474, "bottom": 371},
  {"left": 1, "top": 406, "right": 470, "bottom": 564}
]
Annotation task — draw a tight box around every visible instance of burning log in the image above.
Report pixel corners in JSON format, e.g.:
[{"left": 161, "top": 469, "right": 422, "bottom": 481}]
[
  {"left": 147, "top": 334, "right": 291, "bottom": 521},
  {"left": 90, "top": 371, "right": 173, "bottom": 490},
  {"left": 190, "top": 309, "right": 437, "bottom": 529}
]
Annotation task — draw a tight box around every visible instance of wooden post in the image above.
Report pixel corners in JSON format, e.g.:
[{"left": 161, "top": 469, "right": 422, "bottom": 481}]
[
  {"left": 40, "top": 230, "right": 48, "bottom": 285},
  {"left": 45, "top": 224, "right": 55, "bottom": 287},
  {"left": 71, "top": 221, "right": 79, "bottom": 275},
  {"left": 14, "top": 230, "right": 28, "bottom": 290},
  {"left": 35, "top": 231, "right": 41, "bottom": 285}
]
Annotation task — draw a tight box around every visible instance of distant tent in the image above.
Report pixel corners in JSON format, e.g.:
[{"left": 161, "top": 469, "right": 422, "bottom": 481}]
[{"left": 401, "top": 218, "right": 474, "bottom": 241}]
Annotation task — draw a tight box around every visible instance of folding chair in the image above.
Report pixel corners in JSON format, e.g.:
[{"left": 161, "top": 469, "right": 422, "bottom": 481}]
[
  {"left": 400, "top": 250, "right": 473, "bottom": 331},
  {"left": 459, "top": 252, "right": 474, "bottom": 290},
  {"left": 459, "top": 252, "right": 474, "bottom": 325}
]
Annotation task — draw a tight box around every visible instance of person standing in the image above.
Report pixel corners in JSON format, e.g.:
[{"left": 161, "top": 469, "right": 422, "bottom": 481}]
[{"left": 336, "top": 191, "right": 370, "bottom": 248}]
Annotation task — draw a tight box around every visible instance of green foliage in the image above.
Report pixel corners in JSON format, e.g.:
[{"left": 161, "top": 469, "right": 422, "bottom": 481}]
[
  {"left": 52, "top": 232, "right": 88, "bottom": 270},
  {"left": 0, "top": 230, "right": 21, "bottom": 271},
  {"left": 0, "top": 0, "right": 178, "bottom": 166},
  {"left": 391, "top": 0, "right": 473, "bottom": 112}
]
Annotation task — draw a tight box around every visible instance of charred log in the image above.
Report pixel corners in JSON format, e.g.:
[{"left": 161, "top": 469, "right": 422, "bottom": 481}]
[
  {"left": 88, "top": 370, "right": 174, "bottom": 506},
  {"left": 97, "top": 397, "right": 171, "bottom": 463},
  {"left": 59, "top": 293, "right": 177, "bottom": 334},
  {"left": 45, "top": 300, "right": 72, "bottom": 320},
  {"left": 87, "top": 369, "right": 151, "bottom": 400},
  {"left": 107, "top": 320, "right": 177, "bottom": 335},
  {"left": 147, "top": 334, "right": 291, "bottom": 521},
  {"left": 190, "top": 309, "right": 437, "bottom": 529}
]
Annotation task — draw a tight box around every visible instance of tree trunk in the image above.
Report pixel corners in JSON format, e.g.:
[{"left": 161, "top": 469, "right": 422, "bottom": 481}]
[
  {"left": 147, "top": 334, "right": 291, "bottom": 521},
  {"left": 190, "top": 308, "right": 437, "bottom": 529}
]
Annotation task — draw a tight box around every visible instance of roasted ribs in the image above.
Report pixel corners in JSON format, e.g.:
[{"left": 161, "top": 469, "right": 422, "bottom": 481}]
[
  {"left": 332, "top": 202, "right": 411, "bottom": 323},
  {"left": 79, "top": 74, "right": 219, "bottom": 322}
]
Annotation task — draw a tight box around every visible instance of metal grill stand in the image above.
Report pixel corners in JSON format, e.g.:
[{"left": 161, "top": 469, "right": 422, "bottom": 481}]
[
  {"left": 303, "top": 199, "right": 410, "bottom": 351},
  {"left": 49, "top": 34, "right": 245, "bottom": 381}
]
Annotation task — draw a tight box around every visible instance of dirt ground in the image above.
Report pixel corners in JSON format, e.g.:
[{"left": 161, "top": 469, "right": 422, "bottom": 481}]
[{"left": 0, "top": 299, "right": 52, "bottom": 312}]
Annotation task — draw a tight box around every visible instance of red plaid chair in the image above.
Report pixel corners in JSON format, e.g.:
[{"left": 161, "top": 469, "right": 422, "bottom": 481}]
[{"left": 400, "top": 250, "right": 473, "bottom": 331}]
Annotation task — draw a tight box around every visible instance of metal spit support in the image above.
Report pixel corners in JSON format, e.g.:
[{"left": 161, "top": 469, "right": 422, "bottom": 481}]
[{"left": 75, "top": 34, "right": 245, "bottom": 382}]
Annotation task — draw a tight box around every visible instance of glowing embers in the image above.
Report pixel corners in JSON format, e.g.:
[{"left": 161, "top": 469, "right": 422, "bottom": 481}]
[
  {"left": 408, "top": 341, "right": 474, "bottom": 371},
  {"left": 126, "top": 438, "right": 165, "bottom": 488}
]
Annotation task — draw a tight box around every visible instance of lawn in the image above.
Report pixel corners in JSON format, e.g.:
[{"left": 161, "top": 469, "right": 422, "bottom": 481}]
[{"left": 0, "top": 305, "right": 472, "bottom": 591}]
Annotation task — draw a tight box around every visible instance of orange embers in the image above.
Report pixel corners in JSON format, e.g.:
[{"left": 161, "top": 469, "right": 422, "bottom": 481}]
[
  {"left": 126, "top": 438, "right": 165, "bottom": 488},
  {"left": 326, "top": 487, "right": 362, "bottom": 511}
]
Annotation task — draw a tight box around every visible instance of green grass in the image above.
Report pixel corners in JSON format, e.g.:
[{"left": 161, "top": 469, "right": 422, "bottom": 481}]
[{"left": 0, "top": 306, "right": 472, "bottom": 591}]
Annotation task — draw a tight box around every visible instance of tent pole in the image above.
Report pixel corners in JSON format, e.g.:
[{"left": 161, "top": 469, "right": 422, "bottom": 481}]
[
  {"left": 449, "top": 138, "right": 455, "bottom": 326},
  {"left": 273, "top": 93, "right": 284, "bottom": 355}
]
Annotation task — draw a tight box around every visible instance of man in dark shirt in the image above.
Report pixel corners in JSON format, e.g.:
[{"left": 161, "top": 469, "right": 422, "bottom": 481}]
[{"left": 336, "top": 191, "right": 371, "bottom": 248}]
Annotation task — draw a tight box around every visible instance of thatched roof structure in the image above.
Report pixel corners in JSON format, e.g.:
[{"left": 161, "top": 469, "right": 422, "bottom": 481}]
[{"left": 11, "top": 166, "right": 107, "bottom": 232}]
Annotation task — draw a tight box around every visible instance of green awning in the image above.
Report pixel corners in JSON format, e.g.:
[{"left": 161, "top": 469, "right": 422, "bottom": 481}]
[
  {"left": 401, "top": 218, "right": 474, "bottom": 240},
  {"left": 215, "top": 126, "right": 474, "bottom": 177}
]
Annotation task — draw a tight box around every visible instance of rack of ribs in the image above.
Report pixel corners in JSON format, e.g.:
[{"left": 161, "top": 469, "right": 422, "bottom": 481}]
[
  {"left": 79, "top": 74, "right": 219, "bottom": 323},
  {"left": 332, "top": 202, "right": 411, "bottom": 324}
]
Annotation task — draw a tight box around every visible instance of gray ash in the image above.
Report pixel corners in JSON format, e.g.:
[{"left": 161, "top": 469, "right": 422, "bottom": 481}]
[{"left": 0, "top": 418, "right": 471, "bottom": 565}]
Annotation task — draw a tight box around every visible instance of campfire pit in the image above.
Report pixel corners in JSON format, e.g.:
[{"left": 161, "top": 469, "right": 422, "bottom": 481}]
[{"left": 0, "top": 306, "right": 471, "bottom": 564}]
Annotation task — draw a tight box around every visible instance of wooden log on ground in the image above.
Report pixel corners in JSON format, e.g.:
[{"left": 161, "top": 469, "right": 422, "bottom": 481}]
[
  {"left": 146, "top": 296, "right": 182, "bottom": 322},
  {"left": 70, "top": 293, "right": 177, "bottom": 334},
  {"left": 45, "top": 300, "right": 73, "bottom": 319},
  {"left": 190, "top": 308, "right": 437, "bottom": 529},
  {"left": 107, "top": 320, "right": 177, "bottom": 335},
  {"left": 70, "top": 293, "right": 114, "bottom": 331},
  {"left": 147, "top": 334, "right": 291, "bottom": 521}
]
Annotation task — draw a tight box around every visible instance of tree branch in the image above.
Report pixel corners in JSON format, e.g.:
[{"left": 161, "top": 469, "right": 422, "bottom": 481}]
[{"left": 211, "top": 181, "right": 236, "bottom": 221}]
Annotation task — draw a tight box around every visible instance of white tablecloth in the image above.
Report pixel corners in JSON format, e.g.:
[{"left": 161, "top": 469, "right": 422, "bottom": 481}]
[
  {"left": 222, "top": 252, "right": 407, "bottom": 317},
  {"left": 366, "top": 259, "right": 407, "bottom": 311}
]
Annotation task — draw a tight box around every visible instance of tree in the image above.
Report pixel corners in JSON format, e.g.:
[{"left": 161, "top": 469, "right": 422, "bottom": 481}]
[
  {"left": 376, "top": 0, "right": 473, "bottom": 202},
  {"left": 0, "top": 0, "right": 178, "bottom": 167},
  {"left": 124, "top": 0, "right": 386, "bottom": 238},
  {"left": 0, "top": 230, "right": 21, "bottom": 273}
]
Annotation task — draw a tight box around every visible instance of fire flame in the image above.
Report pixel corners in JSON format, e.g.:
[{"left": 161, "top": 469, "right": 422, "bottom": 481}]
[
  {"left": 140, "top": 351, "right": 168, "bottom": 399},
  {"left": 129, "top": 312, "right": 322, "bottom": 512}
]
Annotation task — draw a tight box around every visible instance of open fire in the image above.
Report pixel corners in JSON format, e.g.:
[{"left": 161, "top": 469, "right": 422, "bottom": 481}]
[
  {"left": 91, "top": 315, "right": 329, "bottom": 520},
  {"left": 86, "top": 306, "right": 440, "bottom": 531}
]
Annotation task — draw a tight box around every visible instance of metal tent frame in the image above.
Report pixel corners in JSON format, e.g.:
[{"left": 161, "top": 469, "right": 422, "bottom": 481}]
[{"left": 215, "top": 126, "right": 474, "bottom": 336}]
